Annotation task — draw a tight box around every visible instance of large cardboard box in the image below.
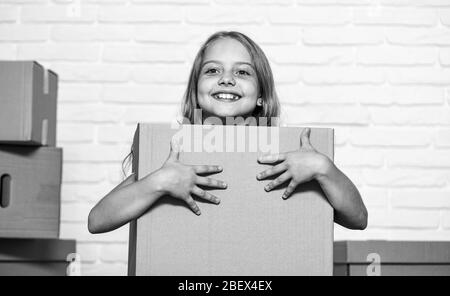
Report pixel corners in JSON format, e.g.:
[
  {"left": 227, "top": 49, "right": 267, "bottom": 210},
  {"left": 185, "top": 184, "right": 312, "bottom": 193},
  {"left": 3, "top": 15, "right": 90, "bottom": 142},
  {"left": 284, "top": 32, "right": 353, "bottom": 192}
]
[
  {"left": 0, "top": 238, "right": 76, "bottom": 276},
  {"left": 128, "top": 123, "right": 334, "bottom": 276},
  {"left": 334, "top": 241, "right": 450, "bottom": 276},
  {"left": 0, "top": 146, "right": 62, "bottom": 238},
  {"left": 0, "top": 61, "right": 58, "bottom": 146}
]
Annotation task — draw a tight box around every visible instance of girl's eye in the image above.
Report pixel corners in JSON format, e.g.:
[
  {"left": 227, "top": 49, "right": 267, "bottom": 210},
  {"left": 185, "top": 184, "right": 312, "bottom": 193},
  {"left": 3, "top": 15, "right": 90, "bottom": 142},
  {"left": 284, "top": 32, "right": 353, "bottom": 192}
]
[
  {"left": 205, "top": 68, "right": 219, "bottom": 74},
  {"left": 237, "top": 70, "right": 250, "bottom": 76}
]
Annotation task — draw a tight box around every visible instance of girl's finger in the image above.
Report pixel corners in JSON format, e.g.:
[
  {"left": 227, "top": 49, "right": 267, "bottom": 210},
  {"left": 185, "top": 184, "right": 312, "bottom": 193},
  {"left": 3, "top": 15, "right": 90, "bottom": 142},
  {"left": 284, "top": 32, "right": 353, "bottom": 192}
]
[
  {"left": 184, "top": 195, "right": 201, "bottom": 215},
  {"left": 257, "top": 153, "right": 286, "bottom": 164},
  {"left": 264, "top": 171, "right": 291, "bottom": 192},
  {"left": 300, "top": 128, "right": 312, "bottom": 148},
  {"left": 192, "top": 165, "right": 223, "bottom": 175},
  {"left": 168, "top": 137, "right": 180, "bottom": 161},
  {"left": 282, "top": 180, "right": 298, "bottom": 200},
  {"left": 256, "top": 162, "right": 287, "bottom": 180},
  {"left": 191, "top": 186, "right": 220, "bottom": 204},
  {"left": 196, "top": 176, "right": 227, "bottom": 189}
]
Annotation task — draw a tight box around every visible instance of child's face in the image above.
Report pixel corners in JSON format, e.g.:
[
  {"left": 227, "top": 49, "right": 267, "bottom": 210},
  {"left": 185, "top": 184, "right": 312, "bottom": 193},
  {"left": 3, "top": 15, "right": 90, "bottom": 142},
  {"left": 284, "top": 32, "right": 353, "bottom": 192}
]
[{"left": 197, "top": 38, "right": 260, "bottom": 121}]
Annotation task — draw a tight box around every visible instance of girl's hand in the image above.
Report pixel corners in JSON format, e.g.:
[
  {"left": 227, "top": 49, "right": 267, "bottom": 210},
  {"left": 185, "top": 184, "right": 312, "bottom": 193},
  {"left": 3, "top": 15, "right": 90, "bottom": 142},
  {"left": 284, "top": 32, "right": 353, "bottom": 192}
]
[
  {"left": 152, "top": 138, "right": 228, "bottom": 215},
  {"left": 256, "top": 128, "right": 331, "bottom": 200}
]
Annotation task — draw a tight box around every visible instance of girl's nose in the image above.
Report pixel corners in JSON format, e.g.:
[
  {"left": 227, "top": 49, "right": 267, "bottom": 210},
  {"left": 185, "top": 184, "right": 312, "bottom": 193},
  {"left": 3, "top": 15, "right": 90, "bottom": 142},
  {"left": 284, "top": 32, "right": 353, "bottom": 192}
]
[{"left": 218, "top": 73, "right": 235, "bottom": 86}]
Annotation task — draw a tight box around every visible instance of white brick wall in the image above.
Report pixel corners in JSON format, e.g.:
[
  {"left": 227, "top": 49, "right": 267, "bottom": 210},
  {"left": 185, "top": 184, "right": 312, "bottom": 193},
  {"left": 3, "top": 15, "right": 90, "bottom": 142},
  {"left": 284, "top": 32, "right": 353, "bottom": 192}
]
[{"left": 1, "top": 0, "right": 450, "bottom": 275}]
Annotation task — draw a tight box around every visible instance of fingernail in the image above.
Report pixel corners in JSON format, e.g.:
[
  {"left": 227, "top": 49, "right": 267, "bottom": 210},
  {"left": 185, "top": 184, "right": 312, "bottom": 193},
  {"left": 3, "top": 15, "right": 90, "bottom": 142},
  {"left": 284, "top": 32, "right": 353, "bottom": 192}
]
[
  {"left": 282, "top": 194, "right": 287, "bottom": 200},
  {"left": 222, "top": 182, "right": 227, "bottom": 188},
  {"left": 264, "top": 185, "right": 271, "bottom": 191},
  {"left": 215, "top": 199, "right": 221, "bottom": 204},
  {"left": 196, "top": 209, "right": 201, "bottom": 215},
  {"left": 256, "top": 174, "right": 261, "bottom": 180},
  {"left": 218, "top": 166, "right": 223, "bottom": 171}
]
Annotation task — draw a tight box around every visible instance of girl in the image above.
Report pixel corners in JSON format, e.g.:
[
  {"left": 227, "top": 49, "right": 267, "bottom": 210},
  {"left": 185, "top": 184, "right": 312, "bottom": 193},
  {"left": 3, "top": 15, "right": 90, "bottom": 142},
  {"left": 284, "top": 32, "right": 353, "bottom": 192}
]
[{"left": 88, "top": 31, "right": 368, "bottom": 234}]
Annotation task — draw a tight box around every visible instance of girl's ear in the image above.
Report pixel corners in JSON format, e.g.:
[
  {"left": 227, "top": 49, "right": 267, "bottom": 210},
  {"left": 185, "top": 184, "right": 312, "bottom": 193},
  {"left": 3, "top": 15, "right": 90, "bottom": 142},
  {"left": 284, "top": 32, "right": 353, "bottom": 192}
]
[{"left": 257, "top": 98, "right": 263, "bottom": 106}]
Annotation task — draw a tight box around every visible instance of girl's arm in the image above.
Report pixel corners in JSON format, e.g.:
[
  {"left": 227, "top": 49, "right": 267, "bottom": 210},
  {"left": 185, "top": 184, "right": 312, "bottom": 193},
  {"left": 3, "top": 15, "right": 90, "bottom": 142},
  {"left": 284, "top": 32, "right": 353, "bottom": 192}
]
[
  {"left": 88, "top": 139, "right": 226, "bottom": 234},
  {"left": 316, "top": 159, "right": 368, "bottom": 230},
  {"left": 257, "top": 128, "right": 368, "bottom": 230},
  {"left": 88, "top": 171, "right": 165, "bottom": 234}
]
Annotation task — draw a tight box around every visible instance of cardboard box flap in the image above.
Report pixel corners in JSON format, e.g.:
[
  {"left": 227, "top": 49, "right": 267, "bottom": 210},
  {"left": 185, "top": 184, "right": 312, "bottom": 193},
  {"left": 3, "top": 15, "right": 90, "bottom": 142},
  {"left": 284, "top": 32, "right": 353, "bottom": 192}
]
[{"left": 30, "top": 61, "right": 58, "bottom": 146}]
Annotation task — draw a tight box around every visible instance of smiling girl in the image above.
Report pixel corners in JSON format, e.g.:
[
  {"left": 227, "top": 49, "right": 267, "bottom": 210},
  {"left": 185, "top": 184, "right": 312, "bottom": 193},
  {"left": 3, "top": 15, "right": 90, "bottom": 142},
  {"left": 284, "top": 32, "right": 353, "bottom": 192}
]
[{"left": 88, "top": 31, "right": 367, "bottom": 234}]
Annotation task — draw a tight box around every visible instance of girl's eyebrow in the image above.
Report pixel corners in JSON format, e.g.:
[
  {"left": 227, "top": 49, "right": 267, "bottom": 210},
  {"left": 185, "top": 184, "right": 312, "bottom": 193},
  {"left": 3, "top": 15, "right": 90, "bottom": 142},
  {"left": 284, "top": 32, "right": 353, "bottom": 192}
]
[{"left": 202, "top": 60, "right": 255, "bottom": 69}]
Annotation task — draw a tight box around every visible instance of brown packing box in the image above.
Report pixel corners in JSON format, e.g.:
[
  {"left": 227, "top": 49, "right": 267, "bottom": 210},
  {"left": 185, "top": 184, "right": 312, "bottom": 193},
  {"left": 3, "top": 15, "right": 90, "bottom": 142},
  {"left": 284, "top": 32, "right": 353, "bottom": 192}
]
[
  {"left": 128, "top": 123, "right": 334, "bottom": 276},
  {"left": 334, "top": 241, "right": 450, "bottom": 276},
  {"left": 0, "top": 61, "right": 58, "bottom": 146},
  {"left": 0, "top": 146, "right": 62, "bottom": 238},
  {"left": 0, "top": 238, "right": 76, "bottom": 276}
]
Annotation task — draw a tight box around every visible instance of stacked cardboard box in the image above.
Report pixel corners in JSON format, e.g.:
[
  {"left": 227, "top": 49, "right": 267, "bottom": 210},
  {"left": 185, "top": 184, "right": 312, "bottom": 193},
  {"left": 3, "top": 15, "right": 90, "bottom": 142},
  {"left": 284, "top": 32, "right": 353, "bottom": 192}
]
[
  {"left": 0, "top": 61, "right": 62, "bottom": 239},
  {"left": 128, "top": 123, "right": 334, "bottom": 276},
  {"left": 0, "top": 238, "right": 76, "bottom": 276},
  {"left": 334, "top": 241, "right": 450, "bottom": 276}
]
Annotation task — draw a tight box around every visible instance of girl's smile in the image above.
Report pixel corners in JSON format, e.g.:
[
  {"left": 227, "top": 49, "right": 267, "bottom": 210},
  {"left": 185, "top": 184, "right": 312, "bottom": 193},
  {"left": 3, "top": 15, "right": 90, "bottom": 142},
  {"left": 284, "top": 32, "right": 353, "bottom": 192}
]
[
  {"left": 197, "top": 37, "right": 261, "bottom": 119},
  {"left": 211, "top": 90, "right": 242, "bottom": 102}
]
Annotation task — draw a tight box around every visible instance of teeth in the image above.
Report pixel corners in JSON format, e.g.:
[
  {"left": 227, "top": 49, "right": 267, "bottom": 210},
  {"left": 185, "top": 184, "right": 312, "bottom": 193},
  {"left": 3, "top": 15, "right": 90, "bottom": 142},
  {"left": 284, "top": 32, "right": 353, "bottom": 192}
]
[{"left": 214, "top": 93, "right": 240, "bottom": 100}]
